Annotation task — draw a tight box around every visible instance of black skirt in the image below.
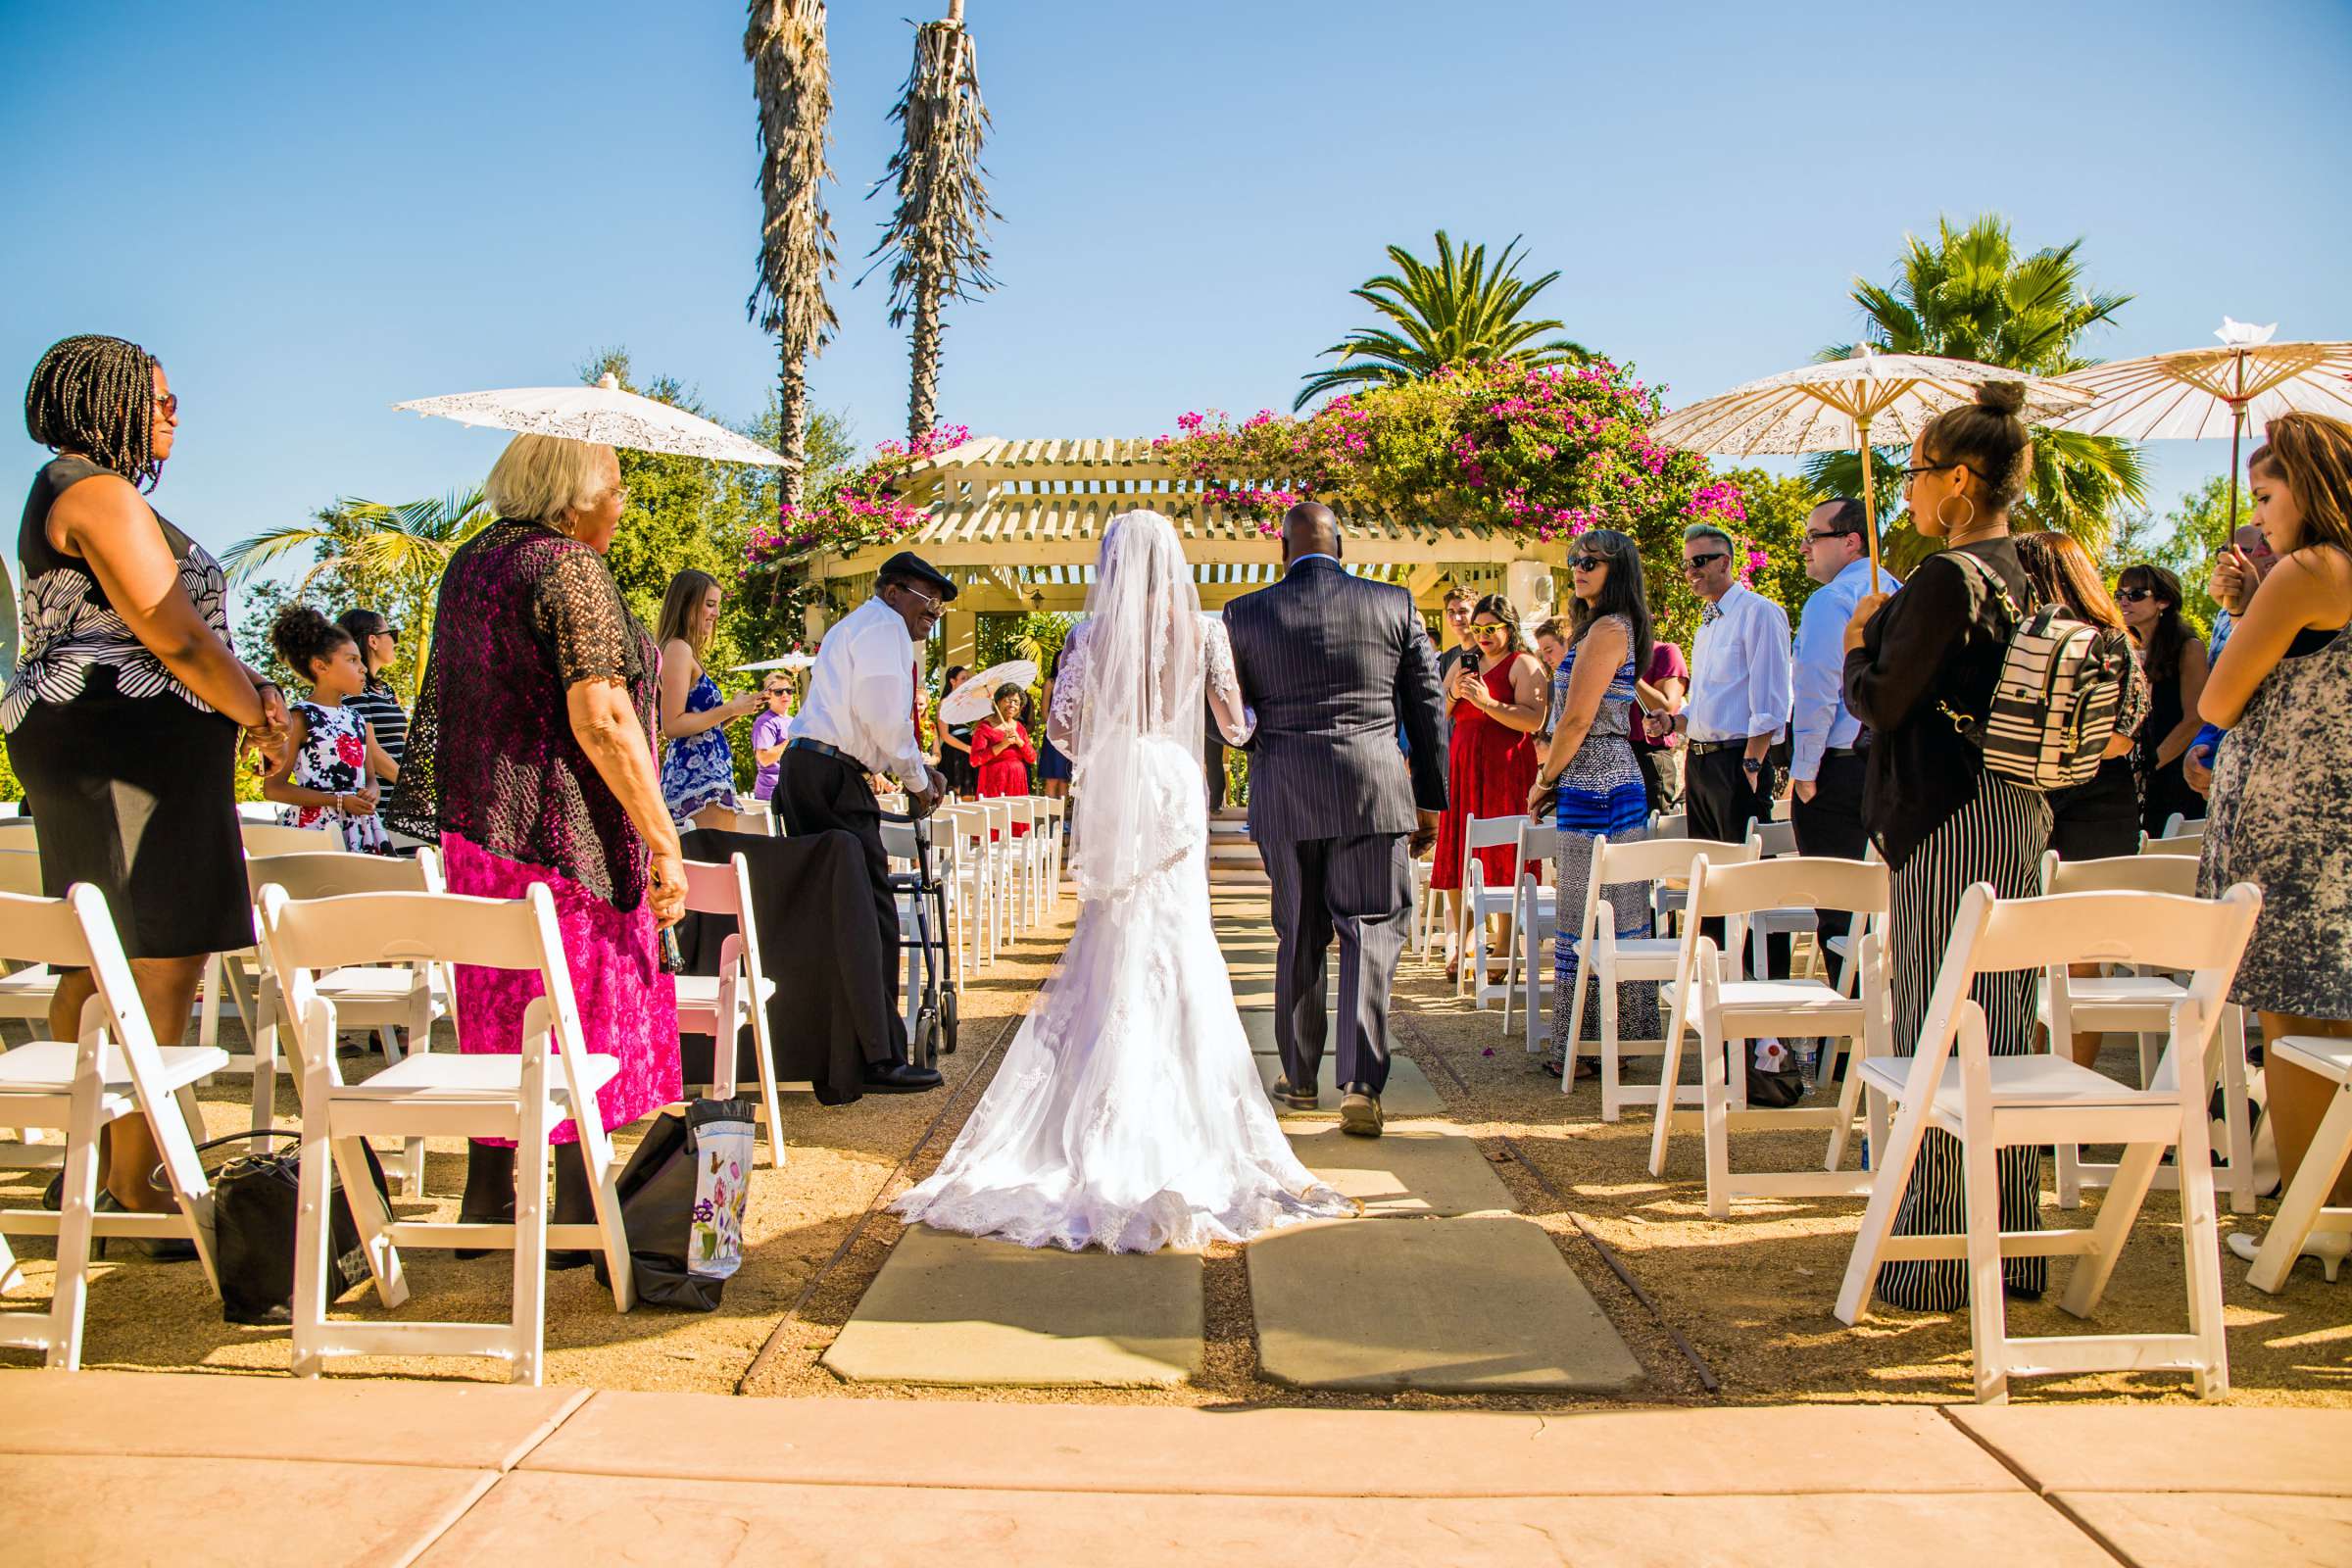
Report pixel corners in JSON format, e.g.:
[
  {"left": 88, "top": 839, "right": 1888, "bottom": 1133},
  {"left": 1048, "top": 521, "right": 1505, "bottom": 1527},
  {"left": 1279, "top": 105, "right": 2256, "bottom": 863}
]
[
  {"left": 9, "top": 685, "right": 252, "bottom": 960},
  {"left": 2046, "top": 755, "right": 2141, "bottom": 861}
]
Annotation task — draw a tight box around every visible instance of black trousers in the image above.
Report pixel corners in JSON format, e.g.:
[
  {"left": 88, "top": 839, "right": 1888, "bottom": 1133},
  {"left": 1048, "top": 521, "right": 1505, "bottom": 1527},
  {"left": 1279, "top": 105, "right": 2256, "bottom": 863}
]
[
  {"left": 775, "top": 748, "right": 906, "bottom": 1063},
  {"left": 1261, "top": 832, "right": 1412, "bottom": 1097},
  {"left": 1204, "top": 730, "right": 1228, "bottom": 813},
  {"left": 1790, "top": 750, "right": 1870, "bottom": 952},
  {"left": 1686, "top": 743, "right": 1788, "bottom": 977}
]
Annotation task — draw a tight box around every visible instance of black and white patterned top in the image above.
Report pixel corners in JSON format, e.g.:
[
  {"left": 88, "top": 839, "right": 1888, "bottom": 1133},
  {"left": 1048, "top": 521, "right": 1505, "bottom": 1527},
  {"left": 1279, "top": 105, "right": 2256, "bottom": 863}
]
[{"left": 3, "top": 455, "right": 233, "bottom": 733}]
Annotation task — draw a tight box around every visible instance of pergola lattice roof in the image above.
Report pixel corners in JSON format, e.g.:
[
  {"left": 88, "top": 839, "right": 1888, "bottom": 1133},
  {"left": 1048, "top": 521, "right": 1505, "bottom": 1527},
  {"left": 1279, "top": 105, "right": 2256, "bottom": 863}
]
[{"left": 817, "top": 437, "right": 1558, "bottom": 599}]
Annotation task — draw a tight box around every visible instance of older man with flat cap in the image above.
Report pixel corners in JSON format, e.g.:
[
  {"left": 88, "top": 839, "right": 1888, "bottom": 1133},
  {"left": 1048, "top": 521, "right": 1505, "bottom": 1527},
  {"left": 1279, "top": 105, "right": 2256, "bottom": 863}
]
[{"left": 779, "top": 550, "right": 955, "bottom": 1091}]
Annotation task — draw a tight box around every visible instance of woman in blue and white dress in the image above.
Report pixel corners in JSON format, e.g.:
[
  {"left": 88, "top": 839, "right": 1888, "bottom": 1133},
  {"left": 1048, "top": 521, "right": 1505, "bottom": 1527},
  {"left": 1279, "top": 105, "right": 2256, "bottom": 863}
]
[
  {"left": 1528, "top": 529, "right": 1660, "bottom": 1076},
  {"left": 655, "top": 569, "right": 760, "bottom": 828}
]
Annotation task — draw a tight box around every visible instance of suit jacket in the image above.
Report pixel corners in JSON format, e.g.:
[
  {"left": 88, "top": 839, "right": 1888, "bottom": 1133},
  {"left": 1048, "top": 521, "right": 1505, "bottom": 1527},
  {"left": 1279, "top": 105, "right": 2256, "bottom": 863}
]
[{"left": 1223, "top": 557, "right": 1447, "bottom": 843}]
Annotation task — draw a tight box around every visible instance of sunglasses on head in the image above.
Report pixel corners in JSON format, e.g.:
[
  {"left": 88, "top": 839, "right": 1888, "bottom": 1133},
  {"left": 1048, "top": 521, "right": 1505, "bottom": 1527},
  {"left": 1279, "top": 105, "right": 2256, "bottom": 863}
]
[{"left": 1682, "top": 551, "right": 1729, "bottom": 571}]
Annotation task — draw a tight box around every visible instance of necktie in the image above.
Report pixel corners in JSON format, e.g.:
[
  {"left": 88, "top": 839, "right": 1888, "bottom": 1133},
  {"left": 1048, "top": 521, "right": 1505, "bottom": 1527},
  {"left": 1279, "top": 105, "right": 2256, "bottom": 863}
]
[{"left": 1700, "top": 600, "right": 1723, "bottom": 627}]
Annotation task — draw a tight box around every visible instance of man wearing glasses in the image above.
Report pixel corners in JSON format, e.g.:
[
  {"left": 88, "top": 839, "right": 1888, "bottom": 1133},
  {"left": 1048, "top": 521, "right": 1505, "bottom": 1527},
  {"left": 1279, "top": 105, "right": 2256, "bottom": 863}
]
[
  {"left": 1789, "top": 499, "right": 1897, "bottom": 868},
  {"left": 1662, "top": 522, "right": 1791, "bottom": 849},
  {"left": 779, "top": 550, "right": 956, "bottom": 1092}
]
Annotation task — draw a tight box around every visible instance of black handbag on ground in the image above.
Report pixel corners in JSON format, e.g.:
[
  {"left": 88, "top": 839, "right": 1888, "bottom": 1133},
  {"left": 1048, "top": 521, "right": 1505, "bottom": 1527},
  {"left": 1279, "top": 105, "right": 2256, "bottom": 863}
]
[
  {"left": 196, "top": 1130, "right": 392, "bottom": 1326},
  {"left": 592, "top": 1098, "right": 760, "bottom": 1312}
]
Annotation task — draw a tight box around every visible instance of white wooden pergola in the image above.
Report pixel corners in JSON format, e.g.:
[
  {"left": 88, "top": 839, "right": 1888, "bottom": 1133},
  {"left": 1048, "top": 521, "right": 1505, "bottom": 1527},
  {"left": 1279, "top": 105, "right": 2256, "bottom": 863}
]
[{"left": 808, "top": 436, "right": 1568, "bottom": 665}]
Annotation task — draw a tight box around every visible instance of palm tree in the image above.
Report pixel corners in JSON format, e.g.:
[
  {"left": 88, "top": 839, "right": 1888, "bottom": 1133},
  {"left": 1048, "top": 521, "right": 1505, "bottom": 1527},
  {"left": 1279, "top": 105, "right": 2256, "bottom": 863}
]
[
  {"left": 1808, "top": 214, "right": 2146, "bottom": 549},
  {"left": 863, "top": 0, "right": 998, "bottom": 442},
  {"left": 746, "top": 0, "right": 838, "bottom": 512},
  {"left": 221, "top": 489, "right": 494, "bottom": 702},
  {"left": 1295, "top": 231, "right": 1590, "bottom": 412}
]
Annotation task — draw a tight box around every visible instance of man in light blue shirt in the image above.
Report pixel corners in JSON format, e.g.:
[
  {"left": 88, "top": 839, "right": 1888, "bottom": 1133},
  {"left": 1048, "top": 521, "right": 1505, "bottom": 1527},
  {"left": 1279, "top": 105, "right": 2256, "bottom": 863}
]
[{"left": 1789, "top": 499, "right": 1898, "bottom": 875}]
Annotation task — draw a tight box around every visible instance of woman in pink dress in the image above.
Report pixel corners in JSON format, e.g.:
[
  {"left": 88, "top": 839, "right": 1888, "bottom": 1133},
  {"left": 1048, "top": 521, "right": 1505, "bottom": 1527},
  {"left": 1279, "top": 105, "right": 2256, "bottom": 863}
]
[
  {"left": 384, "top": 433, "right": 685, "bottom": 1265},
  {"left": 1427, "top": 594, "right": 1547, "bottom": 981}
]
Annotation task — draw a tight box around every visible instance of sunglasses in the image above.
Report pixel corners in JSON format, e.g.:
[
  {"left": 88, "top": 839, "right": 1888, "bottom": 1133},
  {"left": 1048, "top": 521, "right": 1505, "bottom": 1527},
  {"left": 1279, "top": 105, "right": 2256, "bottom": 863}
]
[
  {"left": 2116, "top": 586, "right": 2158, "bottom": 603},
  {"left": 1570, "top": 555, "right": 1607, "bottom": 571},
  {"left": 153, "top": 391, "right": 180, "bottom": 418},
  {"left": 1682, "top": 552, "right": 1729, "bottom": 571},
  {"left": 891, "top": 583, "right": 945, "bottom": 614},
  {"left": 1468, "top": 621, "right": 1511, "bottom": 635},
  {"left": 1803, "top": 529, "right": 1853, "bottom": 545},
  {"left": 1901, "top": 462, "right": 1957, "bottom": 479}
]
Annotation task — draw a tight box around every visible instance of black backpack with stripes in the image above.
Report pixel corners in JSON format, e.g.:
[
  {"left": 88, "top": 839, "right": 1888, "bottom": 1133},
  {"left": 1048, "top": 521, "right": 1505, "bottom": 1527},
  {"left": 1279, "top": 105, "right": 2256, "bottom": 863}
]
[{"left": 1941, "top": 551, "right": 2132, "bottom": 791}]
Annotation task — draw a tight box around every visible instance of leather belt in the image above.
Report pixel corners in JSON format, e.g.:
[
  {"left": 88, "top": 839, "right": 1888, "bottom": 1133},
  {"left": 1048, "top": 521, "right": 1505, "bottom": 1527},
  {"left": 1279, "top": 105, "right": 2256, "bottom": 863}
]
[
  {"left": 1821, "top": 745, "right": 1863, "bottom": 759},
  {"left": 1687, "top": 738, "right": 1747, "bottom": 757},
  {"left": 788, "top": 737, "right": 864, "bottom": 769}
]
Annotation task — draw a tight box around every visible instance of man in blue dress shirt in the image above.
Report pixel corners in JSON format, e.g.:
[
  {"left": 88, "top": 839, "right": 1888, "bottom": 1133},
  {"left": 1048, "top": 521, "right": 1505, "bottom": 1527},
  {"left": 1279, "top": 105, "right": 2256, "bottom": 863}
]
[{"left": 1789, "top": 498, "right": 1898, "bottom": 872}]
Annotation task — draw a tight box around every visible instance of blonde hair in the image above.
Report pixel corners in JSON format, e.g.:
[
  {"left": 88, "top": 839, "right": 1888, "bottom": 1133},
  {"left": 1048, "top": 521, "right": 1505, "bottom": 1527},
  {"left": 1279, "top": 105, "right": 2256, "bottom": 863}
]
[{"left": 484, "top": 434, "right": 613, "bottom": 524}]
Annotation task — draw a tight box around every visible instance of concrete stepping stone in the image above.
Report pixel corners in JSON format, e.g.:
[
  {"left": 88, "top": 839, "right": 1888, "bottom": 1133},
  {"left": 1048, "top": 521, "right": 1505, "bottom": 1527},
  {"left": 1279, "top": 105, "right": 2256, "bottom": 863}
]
[
  {"left": 1287, "top": 1127, "right": 1517, "bottom": 1217},
  {"left": 1248, "top": 1215, "right": 1643, "bottom": 1394},
  {"left": 1253, "top": 1052, "right": 1443, "bottom": 1117},
  {"left": 823, "top": 1225, "right": 1202, "bottom": 1388}
]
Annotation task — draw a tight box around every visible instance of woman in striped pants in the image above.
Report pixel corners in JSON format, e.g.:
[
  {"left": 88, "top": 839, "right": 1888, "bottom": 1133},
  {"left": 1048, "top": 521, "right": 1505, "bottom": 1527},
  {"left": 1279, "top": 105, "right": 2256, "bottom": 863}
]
[{"left": 1840, "top": 382, "right": 2053, "bottom": 1311}]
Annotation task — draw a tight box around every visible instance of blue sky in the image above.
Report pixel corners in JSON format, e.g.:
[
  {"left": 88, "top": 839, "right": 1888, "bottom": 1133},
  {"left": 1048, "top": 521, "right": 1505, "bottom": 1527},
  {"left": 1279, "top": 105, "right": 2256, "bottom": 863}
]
[{"left": 4, "top": 0, "right": 2347, "bottom": 564}]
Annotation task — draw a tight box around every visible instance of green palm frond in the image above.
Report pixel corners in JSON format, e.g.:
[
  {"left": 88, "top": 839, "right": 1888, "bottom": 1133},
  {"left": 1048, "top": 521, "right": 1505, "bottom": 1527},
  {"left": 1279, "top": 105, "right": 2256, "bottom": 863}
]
[{"left": 1296, "top": 230, "right": 1590, "bottom": 412}]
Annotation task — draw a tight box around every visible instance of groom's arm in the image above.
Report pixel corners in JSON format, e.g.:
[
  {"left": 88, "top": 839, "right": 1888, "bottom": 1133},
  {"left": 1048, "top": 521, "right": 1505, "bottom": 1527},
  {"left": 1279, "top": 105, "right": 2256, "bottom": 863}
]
[
  {"left": 1220, "top": 603, "right": 1262, "bottom": 751},
  {"left": 1395, "top": 601, "right": 1447, "bottom": 813}
]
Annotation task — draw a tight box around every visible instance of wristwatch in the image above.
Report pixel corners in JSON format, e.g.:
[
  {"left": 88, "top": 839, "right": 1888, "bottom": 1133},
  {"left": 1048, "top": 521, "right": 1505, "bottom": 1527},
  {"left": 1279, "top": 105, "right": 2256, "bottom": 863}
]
[{"left": 1741, "top": 758, "right": 1763, "bottom": 774}]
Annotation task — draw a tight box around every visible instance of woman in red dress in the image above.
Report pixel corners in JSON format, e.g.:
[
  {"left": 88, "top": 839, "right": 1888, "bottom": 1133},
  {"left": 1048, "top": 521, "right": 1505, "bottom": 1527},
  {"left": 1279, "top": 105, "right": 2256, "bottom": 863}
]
[
  {"left": 1429, "top": 594, "right": 1547, "bottom": 980},
  {"left": 970, "top": 682, "right": 1036, "bottom": 836}
]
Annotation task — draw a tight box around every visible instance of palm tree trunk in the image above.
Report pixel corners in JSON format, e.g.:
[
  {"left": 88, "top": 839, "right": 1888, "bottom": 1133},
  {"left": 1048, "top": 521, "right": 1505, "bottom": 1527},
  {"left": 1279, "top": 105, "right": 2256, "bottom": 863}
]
[
  {"left": 907, "top": 261, "right": 942, "bottom": 442},
  {"left": 779, "top": 349, "right": 808, "bottom": 514}
]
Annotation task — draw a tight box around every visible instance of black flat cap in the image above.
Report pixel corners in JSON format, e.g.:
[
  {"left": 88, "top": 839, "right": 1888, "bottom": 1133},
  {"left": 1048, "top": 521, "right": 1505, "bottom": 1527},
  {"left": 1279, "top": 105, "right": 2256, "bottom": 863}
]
[{"left": 878, "top": 550, "right": 957, "bottom": 603}]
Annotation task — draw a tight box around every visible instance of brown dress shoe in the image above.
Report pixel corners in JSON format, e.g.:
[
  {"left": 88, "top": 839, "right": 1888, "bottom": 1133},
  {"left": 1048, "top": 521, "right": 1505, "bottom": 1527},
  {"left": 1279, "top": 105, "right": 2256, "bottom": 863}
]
[
  {"left": 1271, "top": 1075, "right": 1319, "bottom": 1110},
  {"left": 1340, "top": 1091, "right": 1383, "bottom": 1138}
]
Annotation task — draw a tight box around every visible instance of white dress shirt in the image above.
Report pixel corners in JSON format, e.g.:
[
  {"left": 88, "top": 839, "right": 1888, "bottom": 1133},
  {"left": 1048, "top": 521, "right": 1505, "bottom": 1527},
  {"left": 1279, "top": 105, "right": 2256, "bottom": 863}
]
[
  {"left": 1790, "top": 557, "right": 1900, "bottom": 781},
  {"left": 791, "top": 596, "right": 932, "bottom": 792},
  {"left": 1686, "top": 581, "right": 1792, "bottom": 744}
]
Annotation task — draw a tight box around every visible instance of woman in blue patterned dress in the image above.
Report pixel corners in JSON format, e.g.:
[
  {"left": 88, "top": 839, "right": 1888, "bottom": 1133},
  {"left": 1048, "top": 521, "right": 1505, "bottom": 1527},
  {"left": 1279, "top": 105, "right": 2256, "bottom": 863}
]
[
  {"left": 656, "top": 569, "right": 760, "bottom": 828},
  {"left": 1527, "top": 529, "right": 1660, "bottom": 1076}
]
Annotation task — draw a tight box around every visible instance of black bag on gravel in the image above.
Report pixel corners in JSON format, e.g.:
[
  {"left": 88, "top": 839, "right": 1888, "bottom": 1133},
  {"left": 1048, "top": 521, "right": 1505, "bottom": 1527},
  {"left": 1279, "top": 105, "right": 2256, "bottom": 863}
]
[
  {"left": 203, "top": 1130, "right": 392, "bottom": 1326},
  {"left": 592, "top": 1098, "right": 760, "bottom": 1312}
]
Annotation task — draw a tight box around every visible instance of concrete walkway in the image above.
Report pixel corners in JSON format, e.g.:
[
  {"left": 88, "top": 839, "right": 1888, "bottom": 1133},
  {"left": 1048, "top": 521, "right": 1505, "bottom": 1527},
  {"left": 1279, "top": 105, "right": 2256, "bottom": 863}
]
[
  {"left": 826, "top": 858, "right": 1642, "bottom": 1394},
  {"left": 6, "top": 1371, "right": 2347, "bottom": 1566}
]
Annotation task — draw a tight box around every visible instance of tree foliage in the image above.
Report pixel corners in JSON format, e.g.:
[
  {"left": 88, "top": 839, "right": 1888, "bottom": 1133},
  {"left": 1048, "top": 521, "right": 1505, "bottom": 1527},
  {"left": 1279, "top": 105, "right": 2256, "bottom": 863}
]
[
  {"left": 864, "top": 5, "right": 998, "bottom": 441},
  {"left": 1295, "top": 232, "right": 1591, "bottom": 413},
  {"left": 1807, "top": 213, "right": 2146, "bottom": 554},
  {"left": 745, "top": 0, "right": 838, "bottom": 510}
]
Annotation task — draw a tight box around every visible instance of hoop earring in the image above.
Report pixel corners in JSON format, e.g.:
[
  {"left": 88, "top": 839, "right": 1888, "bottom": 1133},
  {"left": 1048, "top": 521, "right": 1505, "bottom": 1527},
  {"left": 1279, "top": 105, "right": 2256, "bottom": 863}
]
[{"left": 1935, "top": 492, "right": 1976, "bottom": 535}]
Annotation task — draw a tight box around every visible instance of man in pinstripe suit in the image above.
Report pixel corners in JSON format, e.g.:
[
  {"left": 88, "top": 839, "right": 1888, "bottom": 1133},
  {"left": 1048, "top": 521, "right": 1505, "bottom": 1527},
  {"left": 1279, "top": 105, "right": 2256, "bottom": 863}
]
[{"left": 1224, "top": 504, "right": 1448, "bottom": 1137}]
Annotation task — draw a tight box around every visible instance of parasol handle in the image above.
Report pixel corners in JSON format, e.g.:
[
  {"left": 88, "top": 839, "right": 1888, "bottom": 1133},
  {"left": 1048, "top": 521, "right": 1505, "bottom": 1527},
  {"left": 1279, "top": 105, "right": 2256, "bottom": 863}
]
[{"left": 1858, "top": 423, "right": 1884, "bottom": 588}]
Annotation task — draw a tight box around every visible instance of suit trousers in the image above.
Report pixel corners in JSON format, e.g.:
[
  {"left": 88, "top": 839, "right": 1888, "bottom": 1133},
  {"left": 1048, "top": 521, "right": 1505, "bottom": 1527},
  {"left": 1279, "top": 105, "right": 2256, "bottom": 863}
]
[
  {"left": 775, "top": 749, "right": 906, "bottom": 1064},
  {"left": 1790, "top": 750, "right": 1870, "bottom": 952},
  {"left": 1686, "top": 744, "right": 1788, "bottom": 978},
  {"left": 1260, "top": 832, "right": 1412, "bottom": 1098}
]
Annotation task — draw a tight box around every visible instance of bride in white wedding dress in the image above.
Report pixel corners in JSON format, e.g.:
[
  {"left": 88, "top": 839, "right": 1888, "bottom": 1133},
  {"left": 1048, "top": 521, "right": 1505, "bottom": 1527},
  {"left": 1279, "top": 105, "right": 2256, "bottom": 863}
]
[{"left": 891, "top": 510, "right": 1352, "bottom": 1252}]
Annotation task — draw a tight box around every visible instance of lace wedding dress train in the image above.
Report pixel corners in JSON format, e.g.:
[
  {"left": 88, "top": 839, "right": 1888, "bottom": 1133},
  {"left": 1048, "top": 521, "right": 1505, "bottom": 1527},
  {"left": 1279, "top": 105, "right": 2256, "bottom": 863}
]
[{"left": 892, "top": 515, "right": 1351, "bottom": 1252}]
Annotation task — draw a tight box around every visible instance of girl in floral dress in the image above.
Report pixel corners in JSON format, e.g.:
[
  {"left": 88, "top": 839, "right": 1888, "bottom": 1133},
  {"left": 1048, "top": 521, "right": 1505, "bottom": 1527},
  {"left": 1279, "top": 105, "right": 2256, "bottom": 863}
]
[{"left": 262, "top": 607, "right": 397, "bottom": 853}]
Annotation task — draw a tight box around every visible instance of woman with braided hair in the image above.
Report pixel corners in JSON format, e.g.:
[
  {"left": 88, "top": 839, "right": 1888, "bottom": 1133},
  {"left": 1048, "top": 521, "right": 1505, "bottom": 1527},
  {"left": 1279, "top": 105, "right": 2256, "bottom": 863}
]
[{"left": 9, "top": 333, "right": 288, "bottom": 1227}]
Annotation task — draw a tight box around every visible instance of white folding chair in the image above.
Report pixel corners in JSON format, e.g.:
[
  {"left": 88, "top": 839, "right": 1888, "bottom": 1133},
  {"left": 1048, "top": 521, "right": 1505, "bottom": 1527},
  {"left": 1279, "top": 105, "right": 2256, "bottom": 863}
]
[
  {"left": 1028, "top": 796, "right": 1067, "bottom": 911},
  {"left": 1834, "top": 881, "right": 2261, "bottom": 1403},
  {"left": 232, "top": 850, "right": 453, "bottom": 1195},
  {"left": 1648, "top": 856, "right": 1892, "bottom": 1217},
  {"left": 1002, "top": 797, "right": 1049, "bottom": 927},
  {"left": 2140, "top": 831, "right": 2203, "bottom": 858},
  {"left": 1457, "top": 814, "right": 1531, "bottom": 1005},
  {"left": 1552, "top": 835, "right": 1756, "bottom": 1119},
  {"left": 257, "top": 881, "right": 634, "bottom": 1386},
  {"left": 240, "top": 820, "right": 342, "bottom": 858},
  {"left": 2039, "top": 852, "right": 2257, "bottom": 1215},
  {"left": 0, "top": 850, "right": 61, "bottom": 1048},
  {"left": 938, "top": 805, "right": 998, "bottom": 968},
  {"left": 2244, "top": 1034, "right": 2352, "bottom": 1292},
  {"left": 675, "top": 853, "right": 791, "bottom": 1167},
  {"left": 1741, "top": 820, "right": 1822, "bottom": 981},
  {"left": 1500, "top": 823, "right": 1557, "bottom": 1036},
  {"left": 0, "top": 884, "right": 224, "bottom": 1370},
  {"left": 2159, "top": 812, "right": 2207, "bottom": 842},
  {"left": 0, "top": 819, "right": 38, "bottom": 852},
  {"left": 973, "top": 800, "right": 1022, "bottom": 936},
  {"left": 703, "top": 802, "right": 778, "bottom": 837}
]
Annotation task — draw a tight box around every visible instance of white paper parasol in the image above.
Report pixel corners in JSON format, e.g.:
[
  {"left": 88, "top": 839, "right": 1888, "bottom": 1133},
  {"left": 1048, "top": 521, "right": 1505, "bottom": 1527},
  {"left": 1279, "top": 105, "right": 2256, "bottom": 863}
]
[
  {"left": 939, "top": 660, "right": 1039, "bottom": 725},
  {"left": 2048, "top": 318, "right": 2352, "bottom": 528},
  {"left": 393, "top": 373, "right": 793, "bottom": 466},
  {"left": 1649, "top": 348, "right": 2094, "bottom": 574},
  {"left": 732, "top": 653, "right": 817, "bottom": 672}
]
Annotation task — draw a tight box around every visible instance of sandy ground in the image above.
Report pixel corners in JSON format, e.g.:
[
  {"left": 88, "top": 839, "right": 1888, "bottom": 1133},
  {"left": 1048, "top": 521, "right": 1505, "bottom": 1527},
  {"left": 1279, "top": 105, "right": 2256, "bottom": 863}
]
[{"left": 6, "top": 895, "right": 2347, "bottom": 1406}]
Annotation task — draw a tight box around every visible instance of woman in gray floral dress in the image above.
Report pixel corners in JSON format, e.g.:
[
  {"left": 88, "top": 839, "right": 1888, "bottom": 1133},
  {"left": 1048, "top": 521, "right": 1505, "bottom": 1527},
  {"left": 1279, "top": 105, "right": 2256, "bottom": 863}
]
[{"left": 2197, "top": 415, "right": 2352, "bottom": 1275}]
